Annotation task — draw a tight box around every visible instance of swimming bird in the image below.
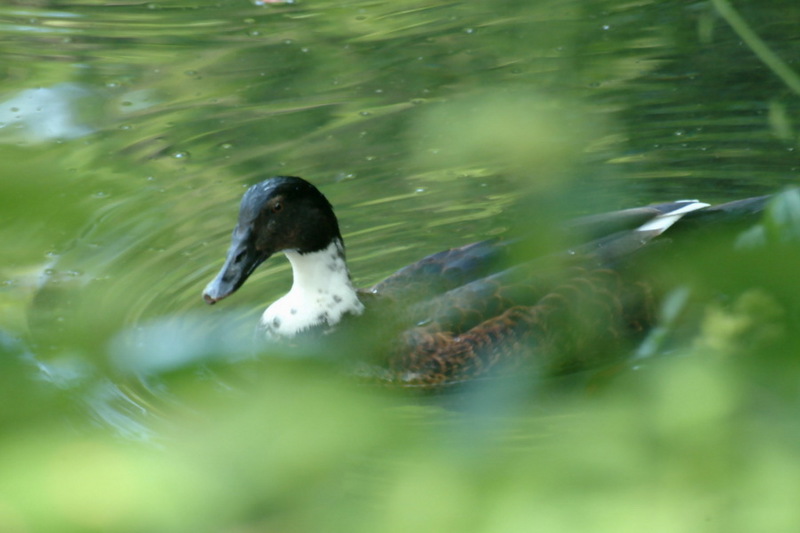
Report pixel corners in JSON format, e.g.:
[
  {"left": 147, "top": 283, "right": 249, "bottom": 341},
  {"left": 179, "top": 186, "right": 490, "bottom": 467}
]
[{"left": 202, "top": 176, "right": 769, "bottom": 386}]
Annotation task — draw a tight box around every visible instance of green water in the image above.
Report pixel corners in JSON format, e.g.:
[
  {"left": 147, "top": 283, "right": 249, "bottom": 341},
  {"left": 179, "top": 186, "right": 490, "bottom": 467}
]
[{"left": 1, "top": 0, "right": 800, "bottom": 531}]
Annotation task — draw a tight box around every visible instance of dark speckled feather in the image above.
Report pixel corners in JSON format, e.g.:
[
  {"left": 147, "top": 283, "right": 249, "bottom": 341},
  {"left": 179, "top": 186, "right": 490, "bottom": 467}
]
[{"left": 390, "top": 267, "right": 655, "bottom": 385}]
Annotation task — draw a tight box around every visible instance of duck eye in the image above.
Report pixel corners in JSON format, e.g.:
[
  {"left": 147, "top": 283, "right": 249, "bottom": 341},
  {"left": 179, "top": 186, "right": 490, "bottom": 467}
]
[{"left": 272, "top": 202, "right": 283, "bottom": 213}]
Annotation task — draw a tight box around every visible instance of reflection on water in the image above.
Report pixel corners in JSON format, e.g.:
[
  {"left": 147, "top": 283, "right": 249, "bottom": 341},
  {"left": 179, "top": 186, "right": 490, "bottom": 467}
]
[
  {"left": 0, "top": 0, "right": 797, "bottom": 438},
  {"left": 0, "top": 83, "right": 96, "bottom": 143}
]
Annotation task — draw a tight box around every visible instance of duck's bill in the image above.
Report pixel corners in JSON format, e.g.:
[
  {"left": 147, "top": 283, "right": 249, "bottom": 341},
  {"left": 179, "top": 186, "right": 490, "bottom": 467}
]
[{"left": 202, "top": 230, "right": 269, "bottom": 304}]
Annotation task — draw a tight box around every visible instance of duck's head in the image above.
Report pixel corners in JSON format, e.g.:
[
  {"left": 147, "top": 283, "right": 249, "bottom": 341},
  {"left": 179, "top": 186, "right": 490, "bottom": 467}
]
[{"left": 202, "top": 176, "right": 341, "bottom": 304}]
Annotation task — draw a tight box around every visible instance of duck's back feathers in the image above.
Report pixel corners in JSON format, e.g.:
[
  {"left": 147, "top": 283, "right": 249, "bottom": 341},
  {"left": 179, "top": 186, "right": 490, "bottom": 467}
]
[{"left": 367, "top": 240, "right": 513, "bottom": 301}]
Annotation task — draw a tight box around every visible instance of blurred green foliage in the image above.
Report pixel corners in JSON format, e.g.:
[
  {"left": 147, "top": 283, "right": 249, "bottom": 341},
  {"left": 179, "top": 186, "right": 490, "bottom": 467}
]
[
  {"left": 1, "top": 0, "right": 800, "bottom": 532},
  {"left": 4, "top": 343, "right": 800, "bottom": 533}
]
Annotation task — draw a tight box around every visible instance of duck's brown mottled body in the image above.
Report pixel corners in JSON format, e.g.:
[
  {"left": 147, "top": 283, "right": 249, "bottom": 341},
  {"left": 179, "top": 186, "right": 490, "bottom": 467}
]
[{"left": 387, "top": 266, "right": 655, "bottom": 385}]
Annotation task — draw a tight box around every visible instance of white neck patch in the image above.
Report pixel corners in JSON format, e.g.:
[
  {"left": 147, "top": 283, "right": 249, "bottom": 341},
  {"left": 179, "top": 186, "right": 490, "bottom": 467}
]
[{"left": 261, "top": 239, "right": 364, "bottom": 338}]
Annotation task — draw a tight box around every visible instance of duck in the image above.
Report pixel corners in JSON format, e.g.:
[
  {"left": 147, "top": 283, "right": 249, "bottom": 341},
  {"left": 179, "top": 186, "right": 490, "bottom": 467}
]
[{"left": 202, "top": 176, "right": 770, "bottom": 387}]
